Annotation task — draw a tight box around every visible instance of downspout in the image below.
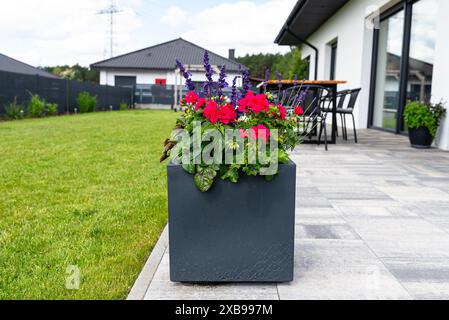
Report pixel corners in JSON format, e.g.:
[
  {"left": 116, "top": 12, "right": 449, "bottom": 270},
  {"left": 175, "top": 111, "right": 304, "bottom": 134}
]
[{"left": 285, "top": 25, "right": 319, "bottom": 80}]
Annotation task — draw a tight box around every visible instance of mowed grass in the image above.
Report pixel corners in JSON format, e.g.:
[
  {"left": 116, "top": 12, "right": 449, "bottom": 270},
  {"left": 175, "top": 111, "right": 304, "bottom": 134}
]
[{"left": 0, "top": 110, "right": 178, "bottom": 299}]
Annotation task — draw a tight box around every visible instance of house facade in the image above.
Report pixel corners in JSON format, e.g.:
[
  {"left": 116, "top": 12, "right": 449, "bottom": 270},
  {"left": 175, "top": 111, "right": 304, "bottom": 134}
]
[
  {"left": 91, "top": 38, "right": 243, "bottom": 108},
  {"left": 276, "top": 0, "right": 449, "bottom": 150}
]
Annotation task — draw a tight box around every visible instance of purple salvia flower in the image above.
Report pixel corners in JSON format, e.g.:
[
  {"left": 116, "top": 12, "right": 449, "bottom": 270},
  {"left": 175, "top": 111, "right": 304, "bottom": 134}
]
[
  {"left": 203, "top": 51, "right": 215, "bottom": 96},
  {"left": 176, "top": 59, "right": 195, "bottom": 91},
  {"left": 294, "top": 74, "right": 298, "bottom": 87},
  {"left": 239, "top": 64, "right": 250, "bottom": 97},
  {"left": 263, "top": 68, "right": 270, "bottom": 91},
  {"left": 298, "top": 86, "right": 310, "bottom": 105},
  {"left": 231, "top": 76, "right": 239, "bottom": 109},
  {"left": 217, "top": 65, "right": 228, "bottom": 97},
  {"left": 276, "top": 70, "right": 283, "bottom": 89}
]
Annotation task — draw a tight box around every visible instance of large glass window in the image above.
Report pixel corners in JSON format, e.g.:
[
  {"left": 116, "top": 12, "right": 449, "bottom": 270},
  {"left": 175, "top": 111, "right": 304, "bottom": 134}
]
[
  {"left": 370, "top": 0, "right": 438, "bottom": 132},
  {"left": 372, "top": 10, "right": 404, "bottom": 130},
  {"left": 406, "top": 0, "right": 437, "bottom": 104}
]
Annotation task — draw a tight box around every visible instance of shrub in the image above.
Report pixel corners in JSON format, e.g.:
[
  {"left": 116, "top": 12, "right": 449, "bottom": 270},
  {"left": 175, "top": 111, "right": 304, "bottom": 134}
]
[
  {"left": 404, "top": 101, "right": 446, "bottom": 137},
  {"left": 27, "top": 94, "right": 46, "bottom": 118},
  {"left": 76, "top": 92, "right": 97, "bottom": 113},
  {"left": 5, "top": 100, "right": 25, "bottom": 120},
  {"left": 45, "top": 103, "right": 58, "bottom": 116},
  {"left": 119, "top": 103, "right": 128, "bottom": 111}
]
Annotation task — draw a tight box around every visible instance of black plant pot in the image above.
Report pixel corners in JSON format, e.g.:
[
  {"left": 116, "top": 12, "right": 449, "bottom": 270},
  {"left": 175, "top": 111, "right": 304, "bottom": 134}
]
[
  {"left": 167, "top": 162, "right": 296, "bottom": 283},
  {"left": 408, "top": 126, "right": 434, "bottom": 149}
]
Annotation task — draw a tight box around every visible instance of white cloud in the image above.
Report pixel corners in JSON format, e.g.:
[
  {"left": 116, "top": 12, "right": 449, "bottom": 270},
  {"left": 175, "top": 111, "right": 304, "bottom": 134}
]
[
  {"left": 160, "top": 6, "right": 187, "bottom": 27},
  {"left": 180, "top": 0, "right": 297, "bottom": 57},
  {"left": 0, "top": 0, "right": 143, "bottom": 66},
  {"left": 0, "top": 0, "right": 296, "bottom": 68}
]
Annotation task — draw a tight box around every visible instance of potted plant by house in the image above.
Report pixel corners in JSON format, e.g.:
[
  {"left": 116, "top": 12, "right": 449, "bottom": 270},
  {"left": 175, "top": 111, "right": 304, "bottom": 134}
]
[
  {"left": 160, "top": 52, "right": 305, "bottom": 283},
  {"left": 403, "top": 101, "right": 446, "bottom": 149}
]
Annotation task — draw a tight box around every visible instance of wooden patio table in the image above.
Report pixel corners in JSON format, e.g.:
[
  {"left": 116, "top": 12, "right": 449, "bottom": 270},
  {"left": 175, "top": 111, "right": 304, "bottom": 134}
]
[{"left": 262, "top": 80, "right": 347, "bottom": 145}]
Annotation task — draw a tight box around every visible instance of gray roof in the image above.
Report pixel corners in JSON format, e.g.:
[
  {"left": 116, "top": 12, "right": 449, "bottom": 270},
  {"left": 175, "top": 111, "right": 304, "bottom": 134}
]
[
  {"left": 91, "top": 38, "right": 244, "bottom": 72},
  {"left": 275, "top": 0, "right": 350, "bottom": 45},
  {"left": 0, "top": 53, "right": 59, "bottom": 78}
]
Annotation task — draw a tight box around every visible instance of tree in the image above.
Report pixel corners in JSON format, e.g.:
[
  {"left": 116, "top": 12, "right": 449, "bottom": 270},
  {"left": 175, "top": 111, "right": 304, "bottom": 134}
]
[
  {"left": 41, "top": 65, "right": 99, "bottom": 83},
  {"left": 236, "top": 47, "right": 309, "bottom": 81}
]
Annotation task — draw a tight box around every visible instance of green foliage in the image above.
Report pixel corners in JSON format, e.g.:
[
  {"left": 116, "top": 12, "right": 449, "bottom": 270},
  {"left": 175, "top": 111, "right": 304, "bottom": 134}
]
[
  {"left": 220, "top": 165, "right": 240, "bottom": 184},
  {"left": 404, "top": 101, "right": 446, "bottom": 137},
  {"left": 0, "top": 110, "right": 178, "bottom": 299},
  {"left": 119, "top": 103, "right": 128, "bottom": 111},
  {"left": 27, "top": 94, "right": 46, "bottom": 118},
  {"left": 45, "top": 103, "right": 58, "bottom": 116},
  {"left": 77, "top": 92, "right": 97, "bottom": 113},
  {"left": 4, "top": 99, "right": 25, "bottom": 120},
  {"left": 236, "top": 47, "right": 309, "bottom": 80},
  {"left": 42, "top": 64, "right": 99, "bottom": 83},
  {"left": 194, "top": 166, "right": 218, "bottom": 193}
]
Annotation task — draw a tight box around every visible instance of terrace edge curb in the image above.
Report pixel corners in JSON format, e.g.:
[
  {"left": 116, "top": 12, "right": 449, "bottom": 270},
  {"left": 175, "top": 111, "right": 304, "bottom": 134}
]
[{"left": 127, "top": 225, "right": 169, "bottom": 300}]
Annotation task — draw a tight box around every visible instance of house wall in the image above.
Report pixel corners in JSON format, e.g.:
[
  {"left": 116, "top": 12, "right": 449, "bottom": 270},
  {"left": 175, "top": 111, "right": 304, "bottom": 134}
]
[
  {"left": 301, "top": 0, "right": 449, "bottom": 150},
  {"left": 99, "top": 69, "right": 242, "bottom": 87}
]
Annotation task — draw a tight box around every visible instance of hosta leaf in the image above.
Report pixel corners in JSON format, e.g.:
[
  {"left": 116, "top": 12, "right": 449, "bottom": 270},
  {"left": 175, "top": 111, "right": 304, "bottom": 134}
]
[{"left": 194, "top": 167, "right": 217, "bottom": 192}]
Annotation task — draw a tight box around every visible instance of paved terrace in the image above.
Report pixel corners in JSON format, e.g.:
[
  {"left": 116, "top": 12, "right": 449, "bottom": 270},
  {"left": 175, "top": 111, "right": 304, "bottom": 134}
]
[{"left": 132, "top": 129, "right": 449, "bottom": 300}]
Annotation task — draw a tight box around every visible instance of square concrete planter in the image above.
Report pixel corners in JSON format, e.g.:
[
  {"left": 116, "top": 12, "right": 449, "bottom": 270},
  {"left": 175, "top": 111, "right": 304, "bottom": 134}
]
[{"left": 167, "top": 162, "right": 296, "bottom": 283}]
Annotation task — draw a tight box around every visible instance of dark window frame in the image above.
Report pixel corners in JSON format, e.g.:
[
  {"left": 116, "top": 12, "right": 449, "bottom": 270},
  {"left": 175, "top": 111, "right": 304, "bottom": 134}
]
[
  {"left": 368, "top": 0, "right": 421, "bottom": 133},
  {"left": 329, "top": 41, "right": 338, "bottom": 80}
]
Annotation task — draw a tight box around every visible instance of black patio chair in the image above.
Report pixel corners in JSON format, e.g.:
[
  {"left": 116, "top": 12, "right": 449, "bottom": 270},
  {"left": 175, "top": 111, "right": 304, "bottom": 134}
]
[
  {"left": 280, "top": 85, "right": 331, "bottom": 151},
  {"left": 337, "top": 88, "right": 361, "bottom": 143},
  {"left": 321, "top": 90, "right": 348, "bottom": 138}
]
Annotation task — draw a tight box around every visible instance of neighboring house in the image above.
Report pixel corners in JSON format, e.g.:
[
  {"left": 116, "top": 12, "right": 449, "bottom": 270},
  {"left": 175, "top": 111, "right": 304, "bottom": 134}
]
[
  {"left": 0, "top": 53, "right": 59, "bottom": 79},
  {"left": 275, "top": 0, "right": 449, "bottom": 150},
  {"left": 91, "top": 38, "right": 244, "bottom": 108}
]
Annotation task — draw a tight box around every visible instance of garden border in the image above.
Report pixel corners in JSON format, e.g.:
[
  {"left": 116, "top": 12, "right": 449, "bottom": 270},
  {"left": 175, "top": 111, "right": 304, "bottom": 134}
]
[{"left": 127, "top": 225, "right": 168, "bottom": 300}]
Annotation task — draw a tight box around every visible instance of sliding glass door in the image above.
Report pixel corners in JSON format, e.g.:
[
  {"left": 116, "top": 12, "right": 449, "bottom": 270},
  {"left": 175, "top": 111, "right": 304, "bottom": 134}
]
[
  {"left": 372, "top": 10, "right": 404, "bottom": 130},
  {"left": 370, "top": 0, "right": 438, "bottom": 133}
]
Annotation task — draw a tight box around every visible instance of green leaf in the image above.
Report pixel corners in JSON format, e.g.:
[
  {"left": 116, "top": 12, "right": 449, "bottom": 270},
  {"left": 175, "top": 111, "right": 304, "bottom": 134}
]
[
  {"left": 264, "top": 175, "right": 275, "bottom": 182},
  {"left": 221, "top": 166, "right": 240, "bottom": 184},
  {"left": 278, "top": 149, "right": 290, "bottom": 164},
  {"left": 194, "top": 167, "right": 217, "bottom": 192},
  {"left": 182, "top": 164, "right": 196, "bottom": 175}
]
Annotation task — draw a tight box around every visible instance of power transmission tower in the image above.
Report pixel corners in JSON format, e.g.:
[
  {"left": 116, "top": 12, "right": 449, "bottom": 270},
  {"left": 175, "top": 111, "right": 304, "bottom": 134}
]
[{"left": 97, "top": 0, "right": 123, "bottom": 58}]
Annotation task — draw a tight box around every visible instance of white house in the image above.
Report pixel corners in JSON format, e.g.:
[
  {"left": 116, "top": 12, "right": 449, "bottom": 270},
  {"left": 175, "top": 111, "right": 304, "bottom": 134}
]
[
  {"left": 91, "top": 38, "right": 243, "bottom": 108},
  {"left": 275, "top": 0, "right": 449, "bottom": 150}
]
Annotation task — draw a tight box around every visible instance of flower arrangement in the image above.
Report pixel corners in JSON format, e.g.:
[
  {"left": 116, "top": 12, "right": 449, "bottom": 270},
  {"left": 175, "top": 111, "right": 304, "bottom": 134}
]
[{"left": 161, "top": 51, "right": 305, "bottom": 192}]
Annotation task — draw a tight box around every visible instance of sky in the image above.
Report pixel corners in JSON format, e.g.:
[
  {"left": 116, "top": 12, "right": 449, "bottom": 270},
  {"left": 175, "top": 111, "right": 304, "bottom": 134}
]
[{"left": 0, "top": 0, "right": 297, "bottom": 68}]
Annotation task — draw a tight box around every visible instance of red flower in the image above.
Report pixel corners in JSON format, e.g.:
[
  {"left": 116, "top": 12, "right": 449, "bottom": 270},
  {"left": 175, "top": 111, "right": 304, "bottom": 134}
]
[
  {"left": 237, "top": 91, "right": 269, "bottom": 114},
  {"left": 239, "top": 129, "right": 248, "bottom": 139},
  {"left": 250, "top": 124, "right": 271, "bottom": 141},
  {"left": 237, "top": 91, "right": 253, "bottom": 113},
  {"left": 278, "top": 105, "right": 287, "bottom": 120},
  {"left": 250, "top": 94, "right": 270, "bottom": 114},
  {"left": 218, "top": 104, "right": 237, "bottom": 124},
  {"left": 186, "top": 91, "right": 199, "bottom": 105},
  {"left": 195, "top": 98, "right": 206, "bottom": 111},
  {"left": 203, "top": 101, "right": 219, "bottom": 124},
  {"left": 294, "top": 106, "right": 304, "bottom": 115}
]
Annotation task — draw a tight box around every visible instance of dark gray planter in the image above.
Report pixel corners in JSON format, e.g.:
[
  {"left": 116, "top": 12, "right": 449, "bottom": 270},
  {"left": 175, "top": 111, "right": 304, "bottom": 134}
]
[
  {"left": 167, "top": 162, "right": 296, "bottom": 283},
  {"left": 409, "top": 126, "right": 434, "bottom": 149}
]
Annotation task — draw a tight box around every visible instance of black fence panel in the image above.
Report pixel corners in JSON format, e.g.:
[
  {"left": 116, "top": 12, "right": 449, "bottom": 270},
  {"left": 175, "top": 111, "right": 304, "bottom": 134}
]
[{"left": 0, "top": 70, "right": 133, "bottom": 115}]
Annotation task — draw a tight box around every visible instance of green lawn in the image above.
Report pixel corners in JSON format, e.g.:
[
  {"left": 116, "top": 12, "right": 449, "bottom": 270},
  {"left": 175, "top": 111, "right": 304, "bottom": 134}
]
[{"left": 0, "top": 110, "right": 178, "bottom": 300}]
